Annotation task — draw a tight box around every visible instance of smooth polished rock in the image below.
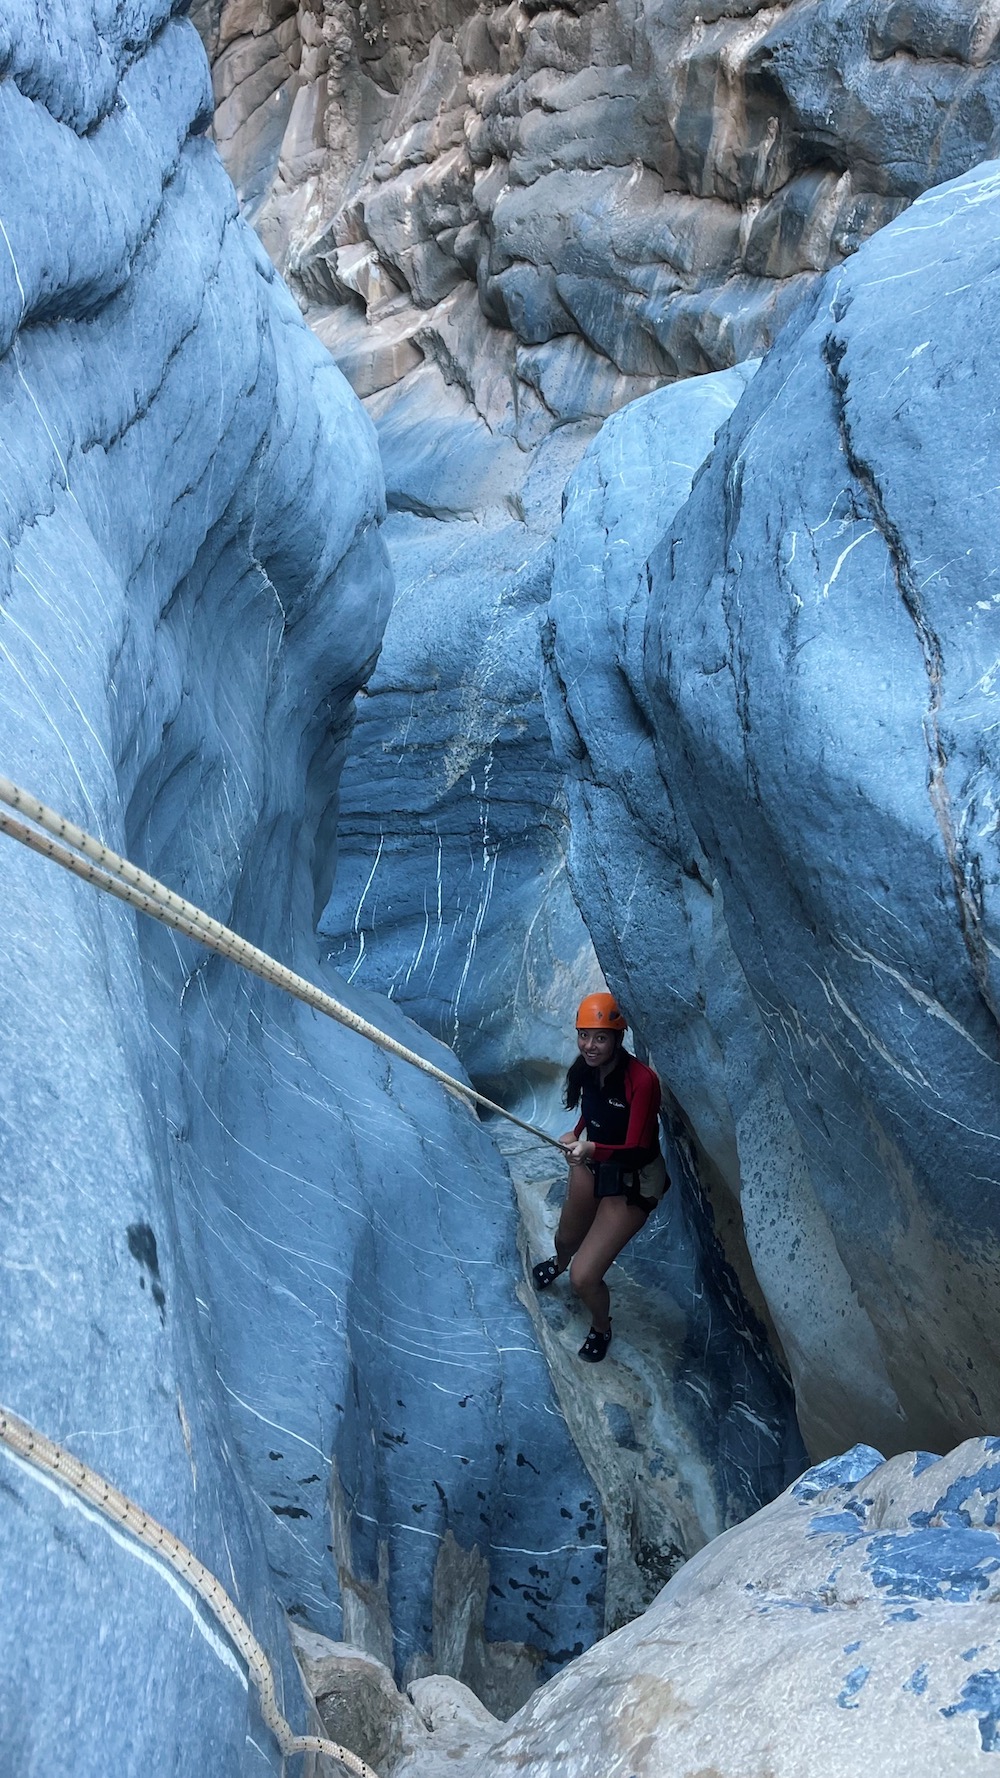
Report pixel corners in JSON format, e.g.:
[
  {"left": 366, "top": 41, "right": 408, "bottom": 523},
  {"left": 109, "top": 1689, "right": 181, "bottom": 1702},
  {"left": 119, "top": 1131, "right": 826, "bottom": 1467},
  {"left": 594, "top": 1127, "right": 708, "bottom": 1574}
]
[
  {"left": 400, "top": 1436, "right": 1000, "bottom": 1776},
  {"left": 645, "top": 161, "right": 1000, "bottom": 1460},
  {"left": 0, "top": 8, "right": 602, "bottom": 1771},
  {"left": 320, "top": 383, "right": 601, "bottom": 1107},
  {"left": 544, "top": 362, "right": 895, "bottom": 1463},
  {"left": 321, "top": 347, "right": 805, "bottom": 1632}
]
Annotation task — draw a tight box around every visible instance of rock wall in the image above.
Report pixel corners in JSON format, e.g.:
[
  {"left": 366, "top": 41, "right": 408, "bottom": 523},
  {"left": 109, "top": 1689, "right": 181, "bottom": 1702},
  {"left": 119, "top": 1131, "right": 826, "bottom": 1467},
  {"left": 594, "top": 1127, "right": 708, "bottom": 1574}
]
[
  {"left": 0, "top": 7, "right": 610, "bottom": 1769},
  {"left": 201, "top": 0, "right": 1000, "bottom": 434},
  {"left": 391, "top": 1434, "right": 1000, "bottom": 1776},
  {"left": 544, "top": 157, "right": 1000, "bottom": 1469},
  {"left": 318, "top": 394, "right": 599, "bottom": 1105},
  {"left": 544, "top": 361, "right": 878, "bottom": 1462},
  {"left": 641, "top": 157, "right": 1000, "bottom": 1464},
  {"left": 197, "top": 0, "right": 817, "bottom": 1604},
  {"left": 191, "top": 0, "right": 1000, "bottom": 1509},
  {"left": 315, "top": 370, "right": 808, "bottom": 1642}
]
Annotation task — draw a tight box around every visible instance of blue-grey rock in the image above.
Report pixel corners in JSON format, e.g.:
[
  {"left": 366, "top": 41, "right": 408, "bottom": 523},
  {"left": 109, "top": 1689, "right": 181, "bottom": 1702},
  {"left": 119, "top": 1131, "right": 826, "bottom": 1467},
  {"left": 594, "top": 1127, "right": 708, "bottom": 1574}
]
[
  {"left": 542, "top": 365, "right": 808, "bottom": 1530},
  {"left": 545, "top": 364, "right": 898, "bottom": 1463},
  {"left": 645, "top": 160, "right": 1000, "bottom": 1461},
  {"left": 0, "top": 9, "right": 604, "bottom": 1771},
  {"left": 321, "top": 381, "right": 601, "bottom": 1109},
  {"left": 398, "top": 1434, "right": 1000, "bottom": 1776}
]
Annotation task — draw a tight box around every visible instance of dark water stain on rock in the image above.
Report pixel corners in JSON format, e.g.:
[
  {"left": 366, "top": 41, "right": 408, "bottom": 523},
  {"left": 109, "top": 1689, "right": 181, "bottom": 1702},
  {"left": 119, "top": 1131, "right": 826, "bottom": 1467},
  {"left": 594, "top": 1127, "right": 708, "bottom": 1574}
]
[{"left": 126, "top": 1221, "right": 166, "bottom": 1320}]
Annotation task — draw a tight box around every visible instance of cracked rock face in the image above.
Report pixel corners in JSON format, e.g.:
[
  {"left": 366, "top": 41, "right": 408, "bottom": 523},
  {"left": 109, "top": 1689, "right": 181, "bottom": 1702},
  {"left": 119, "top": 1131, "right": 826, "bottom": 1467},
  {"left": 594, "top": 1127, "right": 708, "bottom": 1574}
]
[
  {"left": 643, "top": 160, "right": 1000, "bottom": 1461},
  {"left": 200, "top": 0, "right": 1000, "bottom": 436},
  {"left": 394, "top": 1436, "right": 1000, "bottom": 1776},
  {"left": 0, "top": 6, "right": 607, "bottom": 1768},
  {"left": 544, "top": 364, "right": 900, "bottom": 1463},
  {"left": 318, "top": 397, "right": 601, "bottom": 1105}
]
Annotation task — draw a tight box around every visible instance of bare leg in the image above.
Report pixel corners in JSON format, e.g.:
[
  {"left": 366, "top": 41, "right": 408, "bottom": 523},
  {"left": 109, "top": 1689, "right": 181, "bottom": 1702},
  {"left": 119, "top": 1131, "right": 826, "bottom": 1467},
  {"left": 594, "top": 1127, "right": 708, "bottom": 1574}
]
[
  {"left": 553, "top": 1162, "right": 598, "bottom": 1273},
  {"left": 569, "top": 1197, "right": 648, "bottom": 1333}
]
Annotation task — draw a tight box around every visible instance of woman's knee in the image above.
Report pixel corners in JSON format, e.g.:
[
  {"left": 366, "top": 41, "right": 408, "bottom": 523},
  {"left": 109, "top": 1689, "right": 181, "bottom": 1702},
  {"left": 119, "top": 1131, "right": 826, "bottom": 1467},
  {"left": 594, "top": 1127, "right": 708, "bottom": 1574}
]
[{"left": 569, "top": 1252, "right": 603, "bottom": 1295}]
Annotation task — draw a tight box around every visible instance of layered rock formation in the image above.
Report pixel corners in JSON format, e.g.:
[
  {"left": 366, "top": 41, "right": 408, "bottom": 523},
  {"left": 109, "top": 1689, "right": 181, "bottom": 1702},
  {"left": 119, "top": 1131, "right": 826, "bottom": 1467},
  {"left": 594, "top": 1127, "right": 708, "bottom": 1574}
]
[
  {"left": 0, "top": 8, "right": 612, "bottom": 1771},
  {"left": 202, "top": 0, "right": 1000, "bottom": 433}
]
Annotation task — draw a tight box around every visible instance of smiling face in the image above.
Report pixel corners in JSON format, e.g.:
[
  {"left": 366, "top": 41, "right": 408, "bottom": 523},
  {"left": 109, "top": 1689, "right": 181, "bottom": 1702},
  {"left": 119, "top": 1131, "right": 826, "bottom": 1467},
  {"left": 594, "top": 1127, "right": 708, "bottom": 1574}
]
[{"left": 577, "top": 1027, "right": 618, "bottom": 1069}]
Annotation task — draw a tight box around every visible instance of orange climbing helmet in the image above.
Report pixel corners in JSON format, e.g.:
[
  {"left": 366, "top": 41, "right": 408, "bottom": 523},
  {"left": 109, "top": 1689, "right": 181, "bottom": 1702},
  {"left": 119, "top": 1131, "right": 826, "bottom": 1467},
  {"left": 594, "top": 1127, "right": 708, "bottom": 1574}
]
[{"left": 576, "top": 992, "right": 627, "bottom": 1032}]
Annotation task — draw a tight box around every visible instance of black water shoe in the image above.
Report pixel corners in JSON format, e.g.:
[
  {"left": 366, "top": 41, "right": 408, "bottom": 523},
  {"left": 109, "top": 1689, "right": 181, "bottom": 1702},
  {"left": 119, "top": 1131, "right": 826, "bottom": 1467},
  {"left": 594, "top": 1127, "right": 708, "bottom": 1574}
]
[
  {"left": 578, "top": 1324, "right": 612, "bottom": 1363},
  {"left": 532, "top": 1256, "right": 564, "bottom": 1290}
]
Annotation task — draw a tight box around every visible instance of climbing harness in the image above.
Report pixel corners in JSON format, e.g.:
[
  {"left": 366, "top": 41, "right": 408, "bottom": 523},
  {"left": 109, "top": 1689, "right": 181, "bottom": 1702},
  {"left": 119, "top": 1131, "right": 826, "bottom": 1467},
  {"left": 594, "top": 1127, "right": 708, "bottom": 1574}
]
[
  {"left": 0, "top": 772, "right": 570, "bottom": 1771},
  {"left": 0, "top": 775, "right": 566, "bottom": 1153},
  {"left": 0, "top": 1403, "right": 378, "bottom": 1775}
]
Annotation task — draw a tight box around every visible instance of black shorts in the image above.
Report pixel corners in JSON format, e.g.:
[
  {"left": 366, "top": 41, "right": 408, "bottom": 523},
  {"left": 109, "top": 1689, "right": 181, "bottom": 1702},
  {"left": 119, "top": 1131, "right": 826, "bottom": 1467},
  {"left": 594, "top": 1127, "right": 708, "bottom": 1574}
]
[{"left": 593, "top": 1154, "right": 668, "bottom": 1215}]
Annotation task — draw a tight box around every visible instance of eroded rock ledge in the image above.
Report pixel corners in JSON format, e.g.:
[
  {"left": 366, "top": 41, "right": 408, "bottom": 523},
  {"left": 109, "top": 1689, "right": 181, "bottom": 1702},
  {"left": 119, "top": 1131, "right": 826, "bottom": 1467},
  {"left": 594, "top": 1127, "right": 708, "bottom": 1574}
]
[
  {"left": 294, "top": 1436, "right": 1000, "bottom": 1777},
  {"left": 199, "top": 0, "right": 1000, "bottom": 434}
]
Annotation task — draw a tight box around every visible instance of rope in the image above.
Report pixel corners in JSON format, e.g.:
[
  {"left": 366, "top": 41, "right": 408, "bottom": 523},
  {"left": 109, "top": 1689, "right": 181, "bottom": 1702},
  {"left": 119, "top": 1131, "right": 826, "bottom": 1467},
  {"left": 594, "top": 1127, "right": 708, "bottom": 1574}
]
[
  {"left": 0, "top": 1402, "right": 378, "bottom": 1775},
  {"left": 0, "top": 775, "right": 575, "bottom": 1767},
  {"left": 0, "top": 775, "right": 566, "bottom": 1153}
]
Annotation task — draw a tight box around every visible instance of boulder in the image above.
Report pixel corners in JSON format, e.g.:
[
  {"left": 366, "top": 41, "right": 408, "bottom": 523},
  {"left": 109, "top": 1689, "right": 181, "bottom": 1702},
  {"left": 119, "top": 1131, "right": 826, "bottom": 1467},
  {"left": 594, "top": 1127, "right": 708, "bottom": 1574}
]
[
  {"left": 645, "top": 160, "right": 1000, "bottom": 1459},
  {"left": 289, "top": 1626, "right": 504, "bottom": 1776},
  {"left": 411, "top": 1436, "right": 1000, "bottom": 1776}
]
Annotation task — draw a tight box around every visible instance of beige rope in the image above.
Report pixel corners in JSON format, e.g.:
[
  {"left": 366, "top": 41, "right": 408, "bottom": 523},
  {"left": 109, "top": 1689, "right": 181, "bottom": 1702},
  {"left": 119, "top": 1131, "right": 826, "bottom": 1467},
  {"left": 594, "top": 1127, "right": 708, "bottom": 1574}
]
[
  {"left": 0, "top": 775, "right": 565, "bottom": 1153},
  {"left": 0, "top": 776, "right": 573, "bottom": 1767},
  {"left": 0, "top": 776, "right": 570, "bottom": 1761},
  {"left": 0, "top": 1402, "right": 377, "bottom": 1774}
]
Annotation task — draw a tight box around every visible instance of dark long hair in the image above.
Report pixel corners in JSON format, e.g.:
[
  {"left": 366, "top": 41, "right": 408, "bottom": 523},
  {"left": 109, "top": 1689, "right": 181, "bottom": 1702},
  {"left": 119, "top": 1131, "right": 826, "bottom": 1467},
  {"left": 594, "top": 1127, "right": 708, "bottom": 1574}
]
[{"left": 564, "top": 1040, "right": 628, "bottom": 1109}]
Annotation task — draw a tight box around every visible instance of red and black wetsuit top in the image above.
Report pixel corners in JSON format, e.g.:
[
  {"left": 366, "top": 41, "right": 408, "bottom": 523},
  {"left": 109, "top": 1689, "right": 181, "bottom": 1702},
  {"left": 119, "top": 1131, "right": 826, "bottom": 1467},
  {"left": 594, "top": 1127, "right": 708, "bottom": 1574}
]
[{"left": 574, "top": 1052, "right": 661, "bottom": 1170}]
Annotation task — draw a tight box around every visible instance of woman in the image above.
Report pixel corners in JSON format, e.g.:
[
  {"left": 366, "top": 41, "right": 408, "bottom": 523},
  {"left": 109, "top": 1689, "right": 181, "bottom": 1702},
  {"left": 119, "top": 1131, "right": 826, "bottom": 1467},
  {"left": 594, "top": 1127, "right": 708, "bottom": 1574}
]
[{"left": 532, "top": 993, "right": 668, "bottom": 1362}]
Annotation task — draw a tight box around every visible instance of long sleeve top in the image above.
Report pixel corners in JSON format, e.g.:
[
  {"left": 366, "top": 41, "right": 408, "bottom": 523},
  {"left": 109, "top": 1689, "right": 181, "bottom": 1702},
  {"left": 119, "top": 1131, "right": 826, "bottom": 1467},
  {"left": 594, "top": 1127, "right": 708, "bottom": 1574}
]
[{"left": 574, "top": 1053, "right": 661, "bottom": 1168}]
